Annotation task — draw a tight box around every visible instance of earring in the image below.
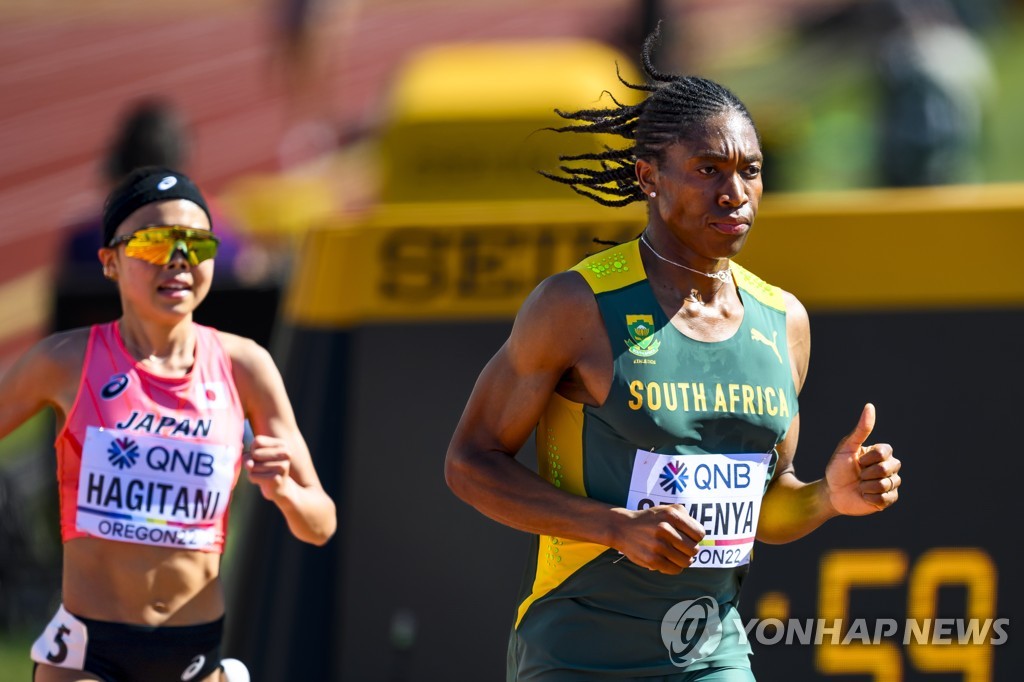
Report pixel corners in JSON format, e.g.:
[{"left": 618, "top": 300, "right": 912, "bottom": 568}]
[{"left": 649, "top": 191, "right": 657, "bottom": 198}]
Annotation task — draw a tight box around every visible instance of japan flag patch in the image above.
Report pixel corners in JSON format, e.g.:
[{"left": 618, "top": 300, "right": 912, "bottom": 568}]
[{"left": 196, "top": 381, "right": 228, "bottom": 409}]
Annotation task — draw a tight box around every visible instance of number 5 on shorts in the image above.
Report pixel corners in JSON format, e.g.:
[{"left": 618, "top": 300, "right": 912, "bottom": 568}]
[{"left": 30, "top": 605, "right": 88, "bottom": 671}]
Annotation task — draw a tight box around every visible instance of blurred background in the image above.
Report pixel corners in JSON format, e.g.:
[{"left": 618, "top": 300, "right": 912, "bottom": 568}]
[{"left": 1, "top": 0, "right": 1022, "bottom": 679}]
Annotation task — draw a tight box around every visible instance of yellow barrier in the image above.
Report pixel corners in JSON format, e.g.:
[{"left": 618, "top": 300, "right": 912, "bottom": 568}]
[
  {"left": 378, "top": 40, "right": 644, "bottom": 204},
  {"left": 286, "top": 183, "right": 1024, "bottom": 327}
]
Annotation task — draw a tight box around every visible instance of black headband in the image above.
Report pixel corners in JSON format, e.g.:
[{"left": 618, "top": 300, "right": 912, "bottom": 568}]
[{"left": 102, "top": 167, "right": 212, "bottom": 247}]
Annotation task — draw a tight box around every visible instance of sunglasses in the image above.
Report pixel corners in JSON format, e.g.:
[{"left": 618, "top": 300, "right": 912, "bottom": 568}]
[{"left": 107, "top": 226, "right": 220, "bottom": 266}]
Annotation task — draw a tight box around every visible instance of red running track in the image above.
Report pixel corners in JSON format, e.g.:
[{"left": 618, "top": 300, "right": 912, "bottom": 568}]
[
  {"left": 1, "top": 0, "right": 825, "bottom": 363},
  {"left": 0, "top": 1, "right": 641, "bottom": 366}
]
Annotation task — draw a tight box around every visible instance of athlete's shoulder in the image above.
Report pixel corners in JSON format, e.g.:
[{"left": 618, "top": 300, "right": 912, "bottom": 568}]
[
  {"left": 215, "top": 331, "right": 288, "bottom": 415},
  {"left": 35, "top": 327, "right": 91, "bottom": 371},
  {"left": 570, "top": 239, "right": 646, "bottom": 294},
  {"left": 731, "top": 262, "right": 787, "bottom": 313},
  {"left": 781, "top": 289, "right": 810, "bottom": 388},
  {"left": 507, "top": 269, "right": 604, "bottom": 370},
  {"left": 214, "top": 330, "right": 271, "bottom": 368},
  {"left": 0, "top": 327, "right": 90, "bottom": 407},
  {"left": 780, "top": 289, "right": 808, "bottom": 324},
  {"left": 517, "top": 268, "right": 600, "bottom": 330}
]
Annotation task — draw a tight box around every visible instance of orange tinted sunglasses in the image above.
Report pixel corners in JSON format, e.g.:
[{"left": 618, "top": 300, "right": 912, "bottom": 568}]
[{"left": 108, "top": 226, "right": 219, "bottom": 266}]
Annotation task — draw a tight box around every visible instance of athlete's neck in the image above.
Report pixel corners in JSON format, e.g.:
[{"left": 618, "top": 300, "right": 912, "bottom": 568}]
[{"left": 118, "top": 316, "right": 197, "bottom": 376}]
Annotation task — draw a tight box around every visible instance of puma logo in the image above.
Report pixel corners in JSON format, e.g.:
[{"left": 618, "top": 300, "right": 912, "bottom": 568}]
[{"left": 751, "top": 328, "right": 783, "bottom": 364}]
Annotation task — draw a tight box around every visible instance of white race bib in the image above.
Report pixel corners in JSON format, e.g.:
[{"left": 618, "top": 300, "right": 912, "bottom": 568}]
[
  {"left": 76, "top": 426, "right": 235, "bottom": 550},
  {"left": 626, "top": 450, "right": 773, "bottom": 568},
  {"left": 30, "top": 605, "right": 87, "bottom": 670}
]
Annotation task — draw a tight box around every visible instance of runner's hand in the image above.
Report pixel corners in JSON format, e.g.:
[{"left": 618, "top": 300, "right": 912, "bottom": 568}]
[
  {"left": 611, "top": 504, "right": 706, "bottom": 574},
  {"left": 825, "top": 403, "right": 901, "bottom": 516},
  {"left": 245, "top": 434, "right": 296, "bottom": 501}
]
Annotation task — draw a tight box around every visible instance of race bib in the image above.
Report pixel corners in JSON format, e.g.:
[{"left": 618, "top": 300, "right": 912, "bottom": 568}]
[
  {"left": 30, "top": 605, "right": 87, "bottom": 670},
  {"left": 76, "top": 426, "right": 235, "bottom": 550},
  {"left": 626, "top": 450, "right": 773, "bottom": 569}
]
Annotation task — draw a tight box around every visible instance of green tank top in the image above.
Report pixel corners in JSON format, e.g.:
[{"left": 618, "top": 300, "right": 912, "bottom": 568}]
[{"left": 509, "top": 238, "right": 798, "bottom": 679}]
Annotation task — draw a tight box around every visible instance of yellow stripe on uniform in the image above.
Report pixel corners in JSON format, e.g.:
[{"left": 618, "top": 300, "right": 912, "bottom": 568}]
[
  {"left": 570, "top": 238, "right": 645, "bottom": 293},
  {"left": 516, "top": 395, "right": 607, "bottom": 629},
  {"left": 731, "top": 261, "right": 786, "bottom": 312}
]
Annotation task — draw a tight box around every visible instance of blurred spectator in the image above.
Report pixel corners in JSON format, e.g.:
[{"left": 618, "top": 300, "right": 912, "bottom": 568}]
[
  {"left": 268, "top": 0, "right": 318, "bottom": 86},
  {"left": 55, "top": 98, "right": 272, "bottom": 309},
  {"left": 874, "top": 0, "right": 995, "bottom": 186},
  {"left": 266, "top": 0, "right": 363, "bottom": 170}
]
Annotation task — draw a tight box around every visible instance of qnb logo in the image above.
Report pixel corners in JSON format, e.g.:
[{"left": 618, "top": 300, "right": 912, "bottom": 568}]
[
  {"left": 100, "top": 373, "right": 130, "bottom": 400},
  {"left": 659, "top": 460, "right": 688, "bottom": 494},
  {"left": 661, "top": 597, "right": 723, "bottom": 668},
  {"left": 158, "top": 176, "right": 178, "bottom": 191},
  {"left": 107, "top": 437, "right": 140, "bottom": 470}
]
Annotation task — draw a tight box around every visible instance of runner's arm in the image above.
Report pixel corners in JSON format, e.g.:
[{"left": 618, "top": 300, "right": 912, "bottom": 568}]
[
  {"left": 756, "top": 292, "right": 839, "bottom": 543},
  {"left": 445, "top": 274, "right": 704, "bottom": 574},
  {"left": 0, "top": 330, "right": 85, "bottom": 439},
  {"left": 225, "top": 333, "right": 337, "bottom": 545},
  {"left": 757, "top": 292, "right": 900, "bottom": 543}
]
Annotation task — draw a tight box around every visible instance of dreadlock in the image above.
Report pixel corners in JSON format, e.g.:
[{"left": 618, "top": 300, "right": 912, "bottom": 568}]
[{"left": 540, "top": 24, "right": 757, "bottom": 207}]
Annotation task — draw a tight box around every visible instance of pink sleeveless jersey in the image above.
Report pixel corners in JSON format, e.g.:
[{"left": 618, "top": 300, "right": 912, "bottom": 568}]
[{"left": 56, "top": 322, "right": 246, "bottom": 553}]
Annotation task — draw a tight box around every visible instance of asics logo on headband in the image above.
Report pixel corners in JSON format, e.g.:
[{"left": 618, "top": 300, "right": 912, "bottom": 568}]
[
  {"left": 157, "top": 176, "right": 178, "bottom": 191},
  {"left": 180, "top": 654, "right": 206, "bottom": 681}
]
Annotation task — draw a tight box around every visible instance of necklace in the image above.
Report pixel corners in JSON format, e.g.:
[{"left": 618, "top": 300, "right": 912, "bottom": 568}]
[{"left": 640, "top": 233, "right": 731, "bottom": 283}]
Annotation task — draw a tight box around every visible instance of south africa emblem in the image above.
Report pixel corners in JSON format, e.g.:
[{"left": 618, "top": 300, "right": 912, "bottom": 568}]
[{"left": 626, "top": 315, "right": 660, "bottom": 358}]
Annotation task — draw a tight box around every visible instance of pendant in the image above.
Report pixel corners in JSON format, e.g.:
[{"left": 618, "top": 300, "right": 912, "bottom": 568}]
[{"left": 685, "top": 289, "right": 706, "bottom": 306}]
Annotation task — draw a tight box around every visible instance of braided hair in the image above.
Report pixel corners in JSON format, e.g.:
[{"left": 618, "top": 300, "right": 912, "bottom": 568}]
[{"left": 540, "top": 25, "right": 757, "bottom": 207}]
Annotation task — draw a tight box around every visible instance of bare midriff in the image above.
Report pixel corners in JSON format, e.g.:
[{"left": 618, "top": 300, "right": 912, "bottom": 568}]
[{"left": 62, "top": 538, "right": 224, "bottom": 626}]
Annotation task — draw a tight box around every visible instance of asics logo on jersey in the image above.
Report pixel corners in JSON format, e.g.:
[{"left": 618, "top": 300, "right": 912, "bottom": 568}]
[
  {"left": 100, "top": 373, "right": 130, "bottom": 399},
  {"left": 658, "top": 460, "right": 688, "bottom": 494},
  {"left": 750, "top": 328, "right": 783, "bottom": 364},
  {"left": 107, "top": 437, "right": 140, "bottom": 470},
  {"left": 180, "top": 654, "right": 205, "bottom": 681}
]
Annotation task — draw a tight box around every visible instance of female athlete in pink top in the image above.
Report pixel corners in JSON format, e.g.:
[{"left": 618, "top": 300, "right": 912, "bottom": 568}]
[
  {"left": 0, "top": 167, "right": 336, "bottom": 682},
  {"left": 58, "top": 321, "right": 245, "bottom": 552}
]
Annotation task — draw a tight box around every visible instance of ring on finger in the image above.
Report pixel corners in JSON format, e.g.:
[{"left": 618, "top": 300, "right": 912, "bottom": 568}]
[{"left": 887, "top": 474, "right": 896, "bottom": 492}]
